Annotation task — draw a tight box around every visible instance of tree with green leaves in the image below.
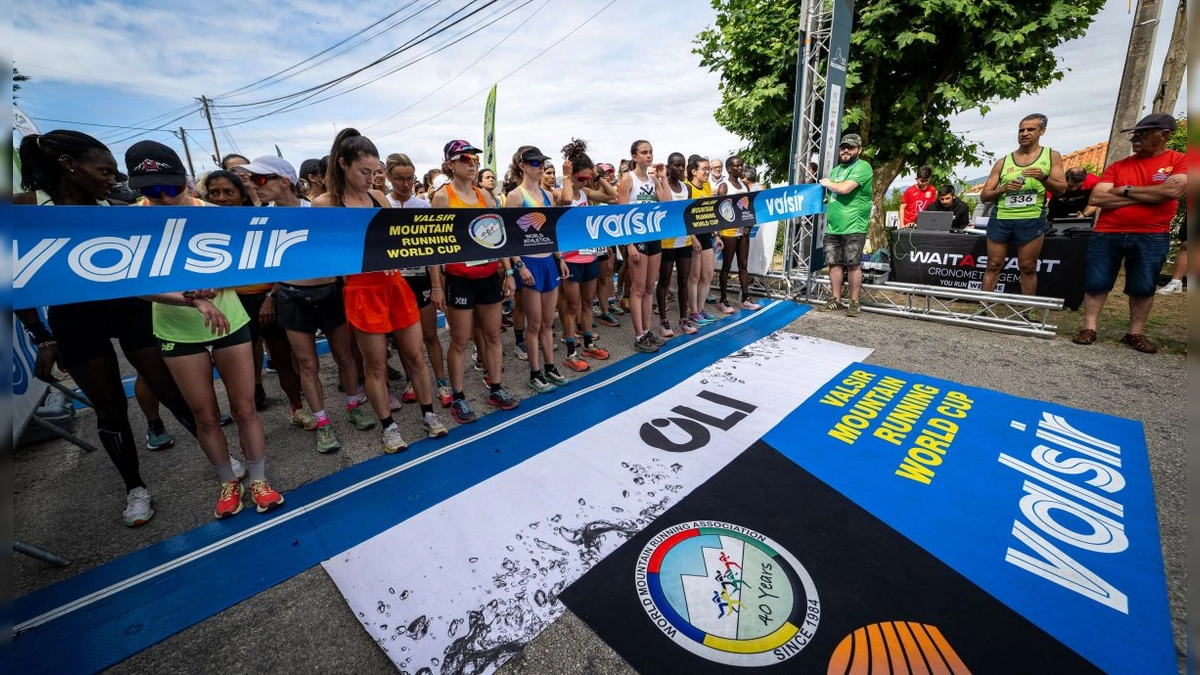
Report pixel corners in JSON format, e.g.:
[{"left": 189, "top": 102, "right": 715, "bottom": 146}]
[
  {"left": 695, "top": 0, "right": 1107, "bottom": 246},
  {"left": 14, "top": 67, "right": 30, "bottom": 100}
]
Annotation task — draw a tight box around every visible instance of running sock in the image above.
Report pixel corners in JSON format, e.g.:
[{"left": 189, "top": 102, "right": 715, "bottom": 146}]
[
  {"left": 489, "top": 382, "right": 503, "bottom": 394},
  {"left": 314, "top": 409, "right": 330, "bottom": 426},
  {"left": 436, "top": 378, "right": 449, "bottom": 388},
  {"left": 346, "top": 396, "right": 360, "bottom": 411},
  {"left": 530, "top": 369, "right": 540, "bottom": 381},
  {"left": 545, "top": 364, "right": 562, "bottom": 376},
  {"left": 514, "top": 329, "right": 525, "bottom": 343},
  {"left": 583, "top": 332, "right": 595, "bottom": 348},
  {"left": 420, "top": 404, "right": 433, "bottom": 416},
  {"left": 564, "top": 338, "right": 576, "bottom": 354},
  {"left": 453, "top": 390, "right": 466, "bottom": 401},
  {"left": 147, "top": 419, "right": 166, "bottom": 435},
  {"left": 245, "top": 458, "right": 266, "bottom": 482},
  {"left": 379, "top": 415, "right": 395, "bottom": 429},
  {"left": 213, "top": 459, "right": 238, "bottom": 483}
]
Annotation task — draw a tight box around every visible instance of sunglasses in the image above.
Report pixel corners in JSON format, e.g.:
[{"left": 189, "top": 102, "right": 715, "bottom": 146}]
[
  {"left": 452, "top": 154, "right": 480, "bottom": 165},
  {"left": 139, "top": 184, "right": 185, "bottom": 199},
  {"left": 574, "top": 173, "right": 594, "bottom": 181},
  {"left": 526, "top": 159, "right": 546, "bottom": 169},
  {"left": 248, "top": 174, "right": 281, "bottom": 187},
  {"left": 392, "top": 175, "right": 416, "bottom": 183}
]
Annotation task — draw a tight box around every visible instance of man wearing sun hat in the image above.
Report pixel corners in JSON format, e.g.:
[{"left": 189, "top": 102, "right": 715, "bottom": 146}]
[
  {"left": 1072, "top": 113, "right": 1186, "bottom": 354},
  {"left": 237, "top": 156, "right": 310, "bottom": 206}
]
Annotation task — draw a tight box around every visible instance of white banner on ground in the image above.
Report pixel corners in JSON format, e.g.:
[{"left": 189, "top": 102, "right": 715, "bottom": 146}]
[{"left": 323, "top": 333, "right": 871, "bottom": 674}]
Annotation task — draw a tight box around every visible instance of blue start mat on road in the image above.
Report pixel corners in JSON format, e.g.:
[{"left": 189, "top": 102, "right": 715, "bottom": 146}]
[
  {"left": 563, "top": 362, "right": 1173, "bottom": 674},
  {"left": 12, "top": 300, "right": 809, "bottom": 674}
]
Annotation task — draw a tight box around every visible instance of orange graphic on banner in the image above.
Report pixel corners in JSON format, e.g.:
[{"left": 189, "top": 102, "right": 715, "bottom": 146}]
[{"left": 828, "top": 621, "right": 971, "bottom": 675}]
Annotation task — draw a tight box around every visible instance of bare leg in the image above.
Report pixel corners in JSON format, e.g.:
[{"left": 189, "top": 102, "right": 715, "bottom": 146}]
[
  {"left": 1015, "top": 235, "right": 1046, "bottom": 296},
  {"left": 210, "top": 342, "right": 265, "bottom": 461}
]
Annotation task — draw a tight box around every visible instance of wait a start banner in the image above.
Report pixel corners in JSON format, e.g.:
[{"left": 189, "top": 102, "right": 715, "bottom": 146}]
[{"left": 12, "top": 184, "right": 823, "bottom": 309}]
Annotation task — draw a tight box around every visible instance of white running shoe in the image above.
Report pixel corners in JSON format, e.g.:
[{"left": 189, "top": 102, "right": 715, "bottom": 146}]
[
  {"left": 123, "top": 487, "right": 154, "bottom": 527},
  {"left": 382, "top": 423, "right": 408, "bottom": 454},
  {"left": 1156, "top": 279, "right": 1183, "bottom": 295}
]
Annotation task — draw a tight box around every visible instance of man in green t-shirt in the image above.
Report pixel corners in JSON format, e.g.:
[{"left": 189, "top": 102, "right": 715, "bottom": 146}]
[{"left": 817, "top": 133, "right": 874, "bottom": 317}]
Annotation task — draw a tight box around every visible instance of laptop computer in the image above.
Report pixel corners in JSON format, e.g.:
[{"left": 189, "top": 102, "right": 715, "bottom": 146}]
[{"left": 915, "top": 210, "right": 955, "bottom": 231}]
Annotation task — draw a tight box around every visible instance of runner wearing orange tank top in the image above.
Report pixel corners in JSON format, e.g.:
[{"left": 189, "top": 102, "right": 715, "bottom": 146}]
[{"left": 429, "top": 140, "right": 519, "bottom": 423}]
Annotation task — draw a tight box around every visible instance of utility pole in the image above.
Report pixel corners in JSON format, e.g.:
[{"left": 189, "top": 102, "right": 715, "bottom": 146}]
[
  {"left": 1151, "top": 0, "right": 1185, "bottom": 114},
  {"left": 177, "top": 127, "right": 197, "bottom": 179},
  {"left": 1103, "top": 0, "right": 1164, "bottom": 168},
  {"left": 199, "top": 95, "right": 222, "bottom": 166}
]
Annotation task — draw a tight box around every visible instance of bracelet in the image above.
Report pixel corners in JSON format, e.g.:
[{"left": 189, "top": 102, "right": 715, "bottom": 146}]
[
  {"left": 431, "top": 287, "right": 443, "bottom": 292},
  {"left": 36, "top": 339, "right": 58, "bottom": 349},
  {"left": 505, "top": 269, "right": 515, "bottom": 277}
]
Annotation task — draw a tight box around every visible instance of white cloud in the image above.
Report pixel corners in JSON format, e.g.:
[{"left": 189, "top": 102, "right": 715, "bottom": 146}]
[{"left": 15, "top": 0, "right": 1183, "bottom": 188}]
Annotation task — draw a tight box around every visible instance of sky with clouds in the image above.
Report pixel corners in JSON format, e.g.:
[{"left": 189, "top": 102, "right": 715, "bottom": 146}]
[{"left": 12, "top": 0, "right": 1185, "bottom": 188}]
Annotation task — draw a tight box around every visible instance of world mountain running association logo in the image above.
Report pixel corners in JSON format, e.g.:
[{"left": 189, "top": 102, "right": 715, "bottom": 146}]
[{"left": 634, "top": 520, "right": 820, "bottom": 666}]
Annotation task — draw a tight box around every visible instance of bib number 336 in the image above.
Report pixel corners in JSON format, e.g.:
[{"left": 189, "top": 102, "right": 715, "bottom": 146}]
[{"left": 1004, "top": 191, "right": 1036, "bottom": 208}]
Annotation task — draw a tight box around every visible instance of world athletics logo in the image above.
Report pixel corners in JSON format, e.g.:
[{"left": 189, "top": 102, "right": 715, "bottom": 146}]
[{"left": 634, "top": 520, "right": 820, "bottom": 666}]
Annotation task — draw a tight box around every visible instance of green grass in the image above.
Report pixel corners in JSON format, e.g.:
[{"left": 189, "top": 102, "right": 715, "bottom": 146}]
[{"left": 1051, "top": 266, "right": 1187, "bottom": 355}]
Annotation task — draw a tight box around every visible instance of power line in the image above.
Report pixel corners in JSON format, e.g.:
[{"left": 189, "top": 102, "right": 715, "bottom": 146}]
[
  {"left": 382, "top": 0, "right": 618, "bottom": 138},
  {"left": 216, "top": 0, "right": 445, "bottom": 100},
  {"left": 206, "top": 0, "right": 509, "bottom": 130},
  {"left": 211, "top": 0, "right": 496, "bottom": 112},
  {"left": 363, "top": 0, "right": 548, "bottom": 132},
  {"left": 27, "top": 117, "right": 179, "bottom": 133}
]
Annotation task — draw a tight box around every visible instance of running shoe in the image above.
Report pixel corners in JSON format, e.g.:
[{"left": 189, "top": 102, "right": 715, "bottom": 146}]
[
  {"left": 563, "top": 352, "right": 590, "bottom": 372},
  {"left": 249, "top": 479, "right": 284, "bottom": 513},
  {"left": 701, "top": 309, "right": 719, "bottom": 322},
  {"left": 347, "top": 405, "right": 376, "bottom": 430},
  {"left": 437, "top": 384, "right": 454, "bottom": 408},
  {"left": 609, "top": 301, "right": 625, "bottom": 316},
  {"left": 706, "top": 294, "right": 717, "bottom": 304},
  {"left": 219, "top": 412, "right": 234, "bottom": 427},
  {"left": 450, "top": 398, "right": 478, "bottom": 424},
  {"left": 597, "top": 313, "right": 620, "bottom": 327},
  {"left": 514, "top": 341, "right": 528, "bottom": 361},
  {"left": 646, "top": 330, "right": 666, "bottom": 346},
  {"left": 423, "top": 411, "right": 450, "bottom": 438},
  {"left": 678, "top": 318, "right": 699, "bottom": 335},
  {"left": 689, "top": 312, "right": 712, "bottom": 326},
  {"left": 389, "top": 389, "right": 403, "bottom": 411},
  {"left": 1157, "top": 279, "right": 1183, "bottom": 294},
  {"left": 290, "top": 407, "right": 317, "bottom": 431},
  {"left": 592, "top": 303, "right": 602, "bottom": 317},
  {"left": 544, "top": 367, "right": 569, "bottom": 386},
  {"left": 817, "top": 298, "right": 844, "bottom": 312},
  {"left": 387, "top": 364, "right": 404, "bottom": 381},
  {"left": 501, "top": 313, "right": 514, "bottom": 327},
  {"left": 254, "top": 383, "right": 268, "bottom": 411},
  {"left": 581, "top": 344, "right": 610, "bottom": 360},
  {"left": 381, "top": 423, "right": 408, "bottom": 454},
  {"left": 315, "top": 425, "right": 342, "bottom": 454},
  {"left": 717, "top": 299, "right": 736, "bottom": 315},
  {"left": 214, "top": 480, "right": 244, "bottom": 519},
  {"left": 231, "top": 456, "right": 247, "bottom": 481},
  {"left": 473, "top": 356, "right": 486, "bottom": 371},
  {"left": 401, "top": 383, "right": 417, "bottom": 404},
  {"left": 487, "top": 387, "right": 520, "bottom": 410},
  {"left": 660, "top": 320, "right": 675, "bottom": 339},
  {"left": 123, "top": 487, "right": 154, "bottom": 527},
  {"left": 635, "top": 334, "right": 659, "bottom": 354},
  {"left": 146, "top": 425, "right": 174, "bottom": 451},
  {"left": 529, "top": 374, "right": 557, "bottom": 393},
  {"left": 845, "top": 300, "right": 861, "bottom": 318},
  {"left": 741, "top": 298, "right": 762, "bottom": 311}
]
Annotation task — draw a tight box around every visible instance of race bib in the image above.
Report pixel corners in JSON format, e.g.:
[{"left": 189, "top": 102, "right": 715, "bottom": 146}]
[
  {"left": 577, "top": 248, "right": 599, "bottom": 257},
  {"left": 400, "top": 267, "right": 427, "bottom": 277},
  {"left": 1004, "top": 191, "right": 1037, "bottom": 209}
]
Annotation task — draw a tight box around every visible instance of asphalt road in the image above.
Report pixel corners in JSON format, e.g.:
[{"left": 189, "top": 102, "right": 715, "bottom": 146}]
[{"left": 12, "top": 303, "right": 1186, "bottom": 674}]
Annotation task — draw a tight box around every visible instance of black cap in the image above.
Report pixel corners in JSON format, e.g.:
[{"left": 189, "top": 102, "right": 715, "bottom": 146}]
[
  {"left": 299, "top": 158, "right": 322, "bottom": 178},
  {"left": 1121, "top": 112, "right": 1177, "bottom": 133},
  {"left": 125, "top": 140, "right": 187, "bottom": 189},
  {"left": 520, "top": 146, "right": 551, "bottom": 163}
]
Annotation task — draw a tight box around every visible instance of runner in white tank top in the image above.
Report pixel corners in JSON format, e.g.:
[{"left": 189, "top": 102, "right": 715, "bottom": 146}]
[
  {"left": 716, "top": 155, "right": 761, "bottom": 314},
  {"left": 616, "top": 140, "right": 672, "bottom": 353}
]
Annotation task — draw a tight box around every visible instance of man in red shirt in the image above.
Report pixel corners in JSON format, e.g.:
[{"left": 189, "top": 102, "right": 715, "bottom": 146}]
[
  {"left": 898, "top": 165, "right": 936, "bottom": 228},
  {"left": 1073, "top": 113, "right": 1185, "bottom": 353}
]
